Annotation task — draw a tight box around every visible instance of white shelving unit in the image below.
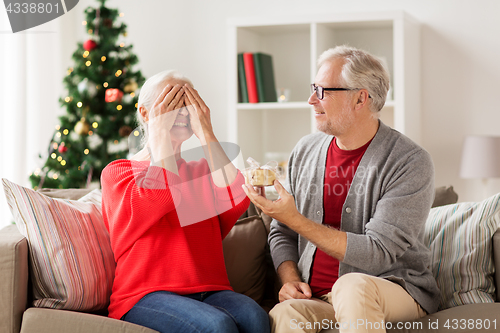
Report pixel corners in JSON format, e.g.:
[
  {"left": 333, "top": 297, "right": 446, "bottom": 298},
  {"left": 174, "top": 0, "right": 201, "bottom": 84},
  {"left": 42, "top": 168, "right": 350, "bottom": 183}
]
[{"left": 227, "top": 11, "right": 420, "bottom": 168}]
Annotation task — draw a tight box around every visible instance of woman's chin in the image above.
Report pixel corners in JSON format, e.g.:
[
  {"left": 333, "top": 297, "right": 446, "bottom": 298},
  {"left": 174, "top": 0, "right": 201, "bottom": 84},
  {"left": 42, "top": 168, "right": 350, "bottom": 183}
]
[{"left": 170, "top": 126, "right": 193, "bottom": 142}]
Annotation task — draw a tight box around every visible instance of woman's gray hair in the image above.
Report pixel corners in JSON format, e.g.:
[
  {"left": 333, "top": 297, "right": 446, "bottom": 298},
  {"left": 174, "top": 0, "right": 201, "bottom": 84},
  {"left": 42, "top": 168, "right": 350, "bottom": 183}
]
[
  {"left": 318, "top": 45, "right": 390, "bottom": 113},
  {"left": 136, "top": 70, "right": 193, "bottom": 147}
]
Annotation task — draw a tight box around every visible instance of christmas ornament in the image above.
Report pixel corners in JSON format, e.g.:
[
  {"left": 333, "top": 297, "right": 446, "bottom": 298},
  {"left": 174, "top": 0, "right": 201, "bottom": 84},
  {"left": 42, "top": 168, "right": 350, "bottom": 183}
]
[
  {"left": 74, "top": 118, "right": 91, "bottom": 135},
  {"left": 105, "top": 88, "right": 124, "bottom": 103},
  {"left": 77, "top": 78, "right": 98, "bottom": 98},
  {"left": 119, "top": 125, "right": 133, "bottom": 137},
  {"left": 58, "top": 142, "right": 68, "bottom": 153},
  {"left": 83, "top": 39, "right": 98, "bottom": 51},
  {"left": 123, "top": 80, "right": 138, "bottom": 93}
]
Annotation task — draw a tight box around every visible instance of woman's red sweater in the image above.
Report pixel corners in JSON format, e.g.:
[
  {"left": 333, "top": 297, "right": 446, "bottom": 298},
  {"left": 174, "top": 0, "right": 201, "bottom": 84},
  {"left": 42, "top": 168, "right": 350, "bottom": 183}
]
[{"left": 101, "top": 158, "right": 249, "bottom": 320}]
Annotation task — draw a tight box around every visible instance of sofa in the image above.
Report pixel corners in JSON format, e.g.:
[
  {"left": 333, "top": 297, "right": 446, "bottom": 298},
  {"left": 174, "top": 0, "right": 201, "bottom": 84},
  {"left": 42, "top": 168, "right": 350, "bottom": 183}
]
[{"left": 1, "top": 183, "right": 500, "bottom": 333}]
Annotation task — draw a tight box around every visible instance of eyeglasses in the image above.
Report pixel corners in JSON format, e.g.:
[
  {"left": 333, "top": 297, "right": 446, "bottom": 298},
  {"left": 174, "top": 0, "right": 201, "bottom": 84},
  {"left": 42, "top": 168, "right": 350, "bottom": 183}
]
[{"left": 310, "top": 83, "right": 371, "bottom": 100}]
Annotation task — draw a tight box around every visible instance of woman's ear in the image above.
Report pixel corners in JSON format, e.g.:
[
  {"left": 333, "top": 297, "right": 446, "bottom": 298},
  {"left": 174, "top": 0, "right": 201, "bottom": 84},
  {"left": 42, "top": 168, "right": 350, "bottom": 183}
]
[{"left": 139, "top": 106, "right": 149, "bottom": 123}]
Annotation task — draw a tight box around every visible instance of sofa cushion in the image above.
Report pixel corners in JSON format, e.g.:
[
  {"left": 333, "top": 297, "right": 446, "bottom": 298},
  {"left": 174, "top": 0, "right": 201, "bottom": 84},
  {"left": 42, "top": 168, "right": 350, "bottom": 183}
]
[
  {"left": 0, "top": 224, "right": 29, "bottom": 333},
  {"left": 2, "top": 179, "right": 115, "bottom": 312},
  {"left": 223, "top": 214, "right": 269, "bottom": 304},
  {"left": 20, "top": 308, "right": 158, "bottom": 333},
  {"left": 424, "top": 193, "right": 500, "bottom": 310},
  {"left": 386, "top": 303, "right": 500, "bottom": 333}
]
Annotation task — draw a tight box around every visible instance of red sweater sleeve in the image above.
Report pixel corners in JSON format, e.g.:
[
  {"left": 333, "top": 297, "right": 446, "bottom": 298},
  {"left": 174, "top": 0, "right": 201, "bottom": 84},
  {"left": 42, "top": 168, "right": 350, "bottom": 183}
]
[
  {"left": 101, "top": 159, "right": 182, "bottom": 259},
  {"left": 209, "top": 172, "right": 250, "bottom": 239}
]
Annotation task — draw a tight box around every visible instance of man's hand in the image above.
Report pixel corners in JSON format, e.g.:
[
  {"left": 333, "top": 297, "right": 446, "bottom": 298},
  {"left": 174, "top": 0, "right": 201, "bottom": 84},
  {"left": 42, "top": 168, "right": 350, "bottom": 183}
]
[
  {"left": 245, "top": 180, "right": 348, "bottom": 262},
  {"left": 279, "top": 281, "right": 312, "bottom": 302},
  {"left": 276, "top": 261, "right": 312, "bottom": 302},
  {"left": 242, "top": 180, "right": 300, "bottom": 227}
]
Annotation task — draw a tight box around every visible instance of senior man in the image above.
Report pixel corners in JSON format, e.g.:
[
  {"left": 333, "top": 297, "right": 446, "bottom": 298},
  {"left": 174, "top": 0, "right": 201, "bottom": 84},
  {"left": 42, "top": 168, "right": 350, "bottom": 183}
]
[{"left": 242, "top": 45, "right": 439, "bottom": 333}]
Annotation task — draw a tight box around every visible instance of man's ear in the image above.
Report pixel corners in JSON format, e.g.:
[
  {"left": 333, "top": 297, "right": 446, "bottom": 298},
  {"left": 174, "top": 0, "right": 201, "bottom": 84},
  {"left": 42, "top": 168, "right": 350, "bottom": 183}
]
[{"left": 355, "top": 90, "right": 370, "bottom": 110}]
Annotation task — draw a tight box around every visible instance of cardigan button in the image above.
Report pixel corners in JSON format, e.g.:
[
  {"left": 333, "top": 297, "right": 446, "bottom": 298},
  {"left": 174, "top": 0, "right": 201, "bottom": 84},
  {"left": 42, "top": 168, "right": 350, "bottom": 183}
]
[
  {"left": 345, "top": 207, "right": 352, "bottom": 213},
  {"left": 317, "top": 211, "right": 321, "bottom": 216}
]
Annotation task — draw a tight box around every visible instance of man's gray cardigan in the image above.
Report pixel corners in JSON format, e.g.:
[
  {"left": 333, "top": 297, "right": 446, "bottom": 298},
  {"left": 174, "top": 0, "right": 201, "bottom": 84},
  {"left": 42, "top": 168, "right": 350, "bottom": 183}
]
[{"left": 268, "top": 121, "right": 440, "bottom": 314}]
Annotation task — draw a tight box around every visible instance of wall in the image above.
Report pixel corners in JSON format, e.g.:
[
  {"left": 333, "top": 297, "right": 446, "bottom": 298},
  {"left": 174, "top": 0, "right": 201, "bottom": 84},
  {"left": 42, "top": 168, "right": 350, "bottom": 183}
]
[
  {"left": 1, "top": 0, "right": 499, "bottom": 227},
  {"left": 0, "top": 11, "right": 67, "bottom": 227}
]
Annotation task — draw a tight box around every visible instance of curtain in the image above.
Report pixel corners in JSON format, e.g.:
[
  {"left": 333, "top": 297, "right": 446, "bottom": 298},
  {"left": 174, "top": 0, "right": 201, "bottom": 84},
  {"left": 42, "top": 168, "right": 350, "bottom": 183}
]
[{"left": 0, "top": 13, "right": 68, "bottom": 229}]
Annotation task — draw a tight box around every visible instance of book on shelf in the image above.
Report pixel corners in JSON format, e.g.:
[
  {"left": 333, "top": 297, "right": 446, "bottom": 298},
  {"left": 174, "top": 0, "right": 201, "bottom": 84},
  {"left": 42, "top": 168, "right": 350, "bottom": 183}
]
[
  {"left": 237, "top": 53, "right": 248, "bottom": 103},
  {"left": 243, "top": 52, "right": 259, "bottom": 103},
  {"left": 253, "top": 52, "right": 277, "bottom": 103}
]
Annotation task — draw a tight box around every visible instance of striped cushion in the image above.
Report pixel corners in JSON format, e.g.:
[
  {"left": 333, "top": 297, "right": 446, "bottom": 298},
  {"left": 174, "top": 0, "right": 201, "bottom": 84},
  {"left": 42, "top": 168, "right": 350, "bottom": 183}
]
[
  {"left": 424, "top": 193, "right": 500, "bottom": 310},
  {"left": 2, "top": 178, "right": 114, "bottom": 311}
]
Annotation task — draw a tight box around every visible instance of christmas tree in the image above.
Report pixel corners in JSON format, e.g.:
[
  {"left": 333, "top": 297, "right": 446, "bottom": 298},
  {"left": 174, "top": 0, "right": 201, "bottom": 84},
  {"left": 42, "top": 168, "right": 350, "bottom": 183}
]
[{"left": 30, "top": 0, "right": 145, "bottom": 189}]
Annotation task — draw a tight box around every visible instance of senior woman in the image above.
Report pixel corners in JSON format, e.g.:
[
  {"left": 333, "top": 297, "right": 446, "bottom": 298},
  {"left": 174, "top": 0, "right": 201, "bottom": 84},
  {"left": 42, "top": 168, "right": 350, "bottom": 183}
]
[{"left": 101, "top": 70, "right": 270, "bottom": 333}]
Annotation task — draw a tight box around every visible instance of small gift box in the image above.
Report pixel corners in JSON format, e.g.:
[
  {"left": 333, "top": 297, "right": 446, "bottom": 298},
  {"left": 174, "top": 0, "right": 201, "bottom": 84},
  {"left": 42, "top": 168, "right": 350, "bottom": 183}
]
[{"left": 243, "top": 157, "right": 279, "bottom": 187}]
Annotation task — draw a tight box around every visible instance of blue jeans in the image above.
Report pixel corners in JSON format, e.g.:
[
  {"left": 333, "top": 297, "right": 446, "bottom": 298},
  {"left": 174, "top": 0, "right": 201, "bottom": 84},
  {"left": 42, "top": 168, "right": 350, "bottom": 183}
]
[{"left": 122, "top": 290, "right": 270, "bottom": 333}]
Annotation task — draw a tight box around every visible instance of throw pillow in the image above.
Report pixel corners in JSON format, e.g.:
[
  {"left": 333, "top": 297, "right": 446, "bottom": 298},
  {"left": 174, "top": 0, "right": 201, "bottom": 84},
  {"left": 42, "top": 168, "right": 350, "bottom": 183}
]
[
  {"left": 37, "top": 187, "right": 93, "bottom": 200},
  {"left": 432, "top": 185, "right": 459, "bottom": 208},
  {"left": 424, "top": 193, "right": 500, "bottom": 310},
  {"left": 223, "top": 214, "right": 268, "bottom": 304},
  {"left": 2, "top": 179, "right": 115, "bottom": 311}
]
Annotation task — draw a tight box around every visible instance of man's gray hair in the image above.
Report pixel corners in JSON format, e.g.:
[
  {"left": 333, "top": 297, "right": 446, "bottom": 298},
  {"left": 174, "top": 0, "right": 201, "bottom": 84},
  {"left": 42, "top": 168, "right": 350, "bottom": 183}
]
[
  {"left": 136, "top": 70, "right": 193, "bottom": 146},
  {"left": 318, "top": 45, "right": 390, "bottom": 113}
]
